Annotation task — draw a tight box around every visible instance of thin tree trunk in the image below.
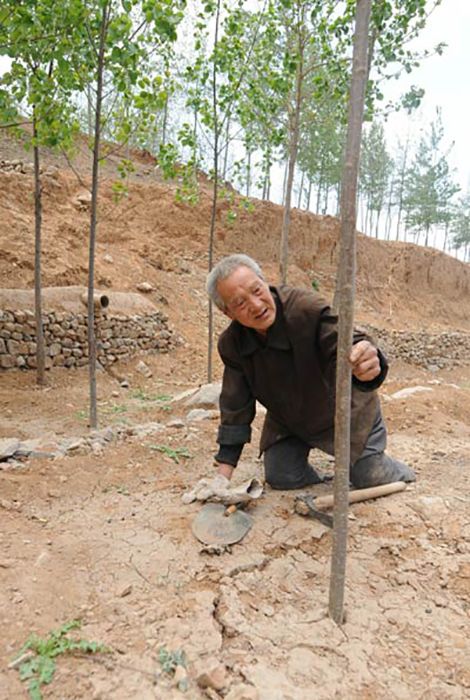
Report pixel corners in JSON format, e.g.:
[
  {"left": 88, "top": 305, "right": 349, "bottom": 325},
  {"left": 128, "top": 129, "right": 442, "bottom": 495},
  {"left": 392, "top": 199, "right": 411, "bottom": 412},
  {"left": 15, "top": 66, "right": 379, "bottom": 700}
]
[
  {"left": 265, "top": 173, "right": 271, "bottom": 201},
  {"left": 222, "top": 116, "right": 230, "bottom": 180},
  {"left": 88, "top": 1, "right": 109, "bottom": 429},
  {"left": 375, "top": 207, "right": 382, "bottom": 238},
  {"left": 280, "top": 55, "right": 302, "bottom": 284},
  {"left": 161, "top": 96, "right": 168, "bottom": 147},
  {"left": 395, "top": 136, "right": 409, "bottom": 242},
  {"left": 323, "top": 184, "right": 330, "bottom": 215},
  {"left": 306, "top": 178, "right": 313, "bottom": 210},
  {"left": 329, "top": 0, "right": 372, "bottom": 626},
  {"left": 207, "top": 0, "right": 222, "bottom": 383},
  {"left": 297, "top": 170, "right": 305, "bottom": 209},
  {"left": 443, "top": 222, "right": 449, "bottom": 252},
  {"left": 32, "top": 108, "right": 45, "bottom": 385},
  {"left": 316, "top": 178, "right": 322, "bottom": 213},
  {"left": 246, "top": 148, "right": 252, "bottom": 197},
  {"left": 281, "top": 159, "right": 289, "bottom": 205},
  {"left": 87, "top": 86, "right": 93, "bottom": 139}
]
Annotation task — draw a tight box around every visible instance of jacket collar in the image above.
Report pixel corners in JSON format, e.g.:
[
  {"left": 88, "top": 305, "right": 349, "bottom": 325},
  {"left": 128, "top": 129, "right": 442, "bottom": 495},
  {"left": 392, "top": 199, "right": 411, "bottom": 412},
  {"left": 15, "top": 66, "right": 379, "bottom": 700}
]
[{"left": 237, "top": 287, "right": 290, "bottom": 356}]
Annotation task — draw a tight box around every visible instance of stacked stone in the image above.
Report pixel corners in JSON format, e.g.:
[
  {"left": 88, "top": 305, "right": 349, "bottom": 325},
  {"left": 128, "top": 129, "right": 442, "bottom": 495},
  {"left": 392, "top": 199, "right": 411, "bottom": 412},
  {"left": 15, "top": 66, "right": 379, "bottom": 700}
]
[
  {"left": 366, "top": 326, "right": 470, "bottom": 370},
  {"left": 0, "top": 309, "right": 177, "bottom": 370},
  {"left": 0, "top": 159, "right": 35, "bottom": 174}
]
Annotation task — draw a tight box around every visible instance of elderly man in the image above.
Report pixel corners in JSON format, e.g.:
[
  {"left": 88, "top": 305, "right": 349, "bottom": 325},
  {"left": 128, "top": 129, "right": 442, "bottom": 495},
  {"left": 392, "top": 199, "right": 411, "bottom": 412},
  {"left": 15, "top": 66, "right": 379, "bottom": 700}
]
[{"left": 206, "top": 253, "right": 415, "bottom": 490}]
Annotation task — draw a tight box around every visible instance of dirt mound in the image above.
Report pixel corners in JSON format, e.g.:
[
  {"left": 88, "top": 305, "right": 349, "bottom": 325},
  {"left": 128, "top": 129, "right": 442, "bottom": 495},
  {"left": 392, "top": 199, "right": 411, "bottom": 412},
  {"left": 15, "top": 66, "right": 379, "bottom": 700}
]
[
  {"left": 0, "top": 286, "right": 158, "bottom": 315},
  {"left": 1, "top": 129, "right": 469, "bottom": 334}
]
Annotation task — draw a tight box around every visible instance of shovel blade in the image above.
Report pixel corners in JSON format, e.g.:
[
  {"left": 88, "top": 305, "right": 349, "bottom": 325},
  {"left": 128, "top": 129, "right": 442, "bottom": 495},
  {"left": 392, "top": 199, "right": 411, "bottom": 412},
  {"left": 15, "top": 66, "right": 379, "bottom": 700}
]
[{"left": 192, "top": 503, "right": 252, "bottom": 545}]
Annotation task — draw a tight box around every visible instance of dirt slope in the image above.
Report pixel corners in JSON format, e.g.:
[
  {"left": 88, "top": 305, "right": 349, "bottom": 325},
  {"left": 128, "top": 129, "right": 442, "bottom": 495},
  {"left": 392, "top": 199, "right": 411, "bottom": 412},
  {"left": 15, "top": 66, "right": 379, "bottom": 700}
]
[
  {"left": 0, "top": 136, "right": 469, "bottom": 700},
  {"left": 1, "top": 129, "right": 469, "bottom": 336}
]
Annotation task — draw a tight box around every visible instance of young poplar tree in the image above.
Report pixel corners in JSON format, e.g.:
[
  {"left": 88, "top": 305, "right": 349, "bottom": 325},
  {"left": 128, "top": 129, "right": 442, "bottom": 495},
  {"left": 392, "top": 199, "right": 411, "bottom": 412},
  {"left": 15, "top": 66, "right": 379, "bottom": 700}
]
[
  {"left": 403, "top": 109, "right": 459, "bottom": 248},
  {"left": 75, "top": 0, "right": 184, "bottom": 427},
  {"left": 329, "top": 0, "right": 371, "bottom": 626},
  {"left": 359, "top": 121, "right": 393, "bottom": 237},
  {"left": 0, "top": 1, "right": 83, "bottom": 385},
  {"left": 182, "top": 0, "right": 275, "bottom": 381}
]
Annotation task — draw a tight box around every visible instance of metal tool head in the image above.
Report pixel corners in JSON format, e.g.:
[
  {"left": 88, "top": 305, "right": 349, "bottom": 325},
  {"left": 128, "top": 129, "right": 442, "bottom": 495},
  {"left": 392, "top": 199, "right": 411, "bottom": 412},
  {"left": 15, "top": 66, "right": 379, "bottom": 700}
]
[
  {"left": 294, "top": 494, "right": 333, "bottom": 528},
  {"left": 191, "top": 503, "right": 253, "bottom": 545}
]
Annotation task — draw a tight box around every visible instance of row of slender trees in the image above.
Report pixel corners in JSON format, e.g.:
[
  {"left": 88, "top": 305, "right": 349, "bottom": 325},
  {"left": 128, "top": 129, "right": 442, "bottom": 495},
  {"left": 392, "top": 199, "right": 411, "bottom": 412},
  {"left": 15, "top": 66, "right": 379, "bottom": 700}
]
[
  {"left": 293, "top": 109, "right": 468, "bottom": 260},
  {"left": 0, "top": 0, "right": 452, "bottom": 395}
]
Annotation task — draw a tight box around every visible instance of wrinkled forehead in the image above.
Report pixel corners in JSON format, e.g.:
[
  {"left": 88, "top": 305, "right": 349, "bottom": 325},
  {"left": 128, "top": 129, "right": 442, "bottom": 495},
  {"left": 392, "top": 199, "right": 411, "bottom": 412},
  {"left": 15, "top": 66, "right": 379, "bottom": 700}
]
[{"left": 217, "top": 266, "right": 265, "bottom": 305}]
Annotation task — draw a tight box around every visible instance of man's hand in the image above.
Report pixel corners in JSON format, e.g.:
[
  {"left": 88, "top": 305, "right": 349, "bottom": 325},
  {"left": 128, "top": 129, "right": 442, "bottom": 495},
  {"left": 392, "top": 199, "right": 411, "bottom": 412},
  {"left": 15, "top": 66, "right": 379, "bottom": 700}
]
[{"left": 349, "top": 340, "right": 380, "bottom": 382}]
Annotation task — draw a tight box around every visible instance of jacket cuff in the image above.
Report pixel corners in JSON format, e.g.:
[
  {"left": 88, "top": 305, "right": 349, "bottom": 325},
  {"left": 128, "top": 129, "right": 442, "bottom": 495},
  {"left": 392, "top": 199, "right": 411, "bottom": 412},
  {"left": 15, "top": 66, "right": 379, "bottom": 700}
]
[
  {"left": 217, "top": 424, "right": 251, "bottom": 445},
  {"left": 214, "top": 444, "right": 244, "bottom": 467},
  {"left": 352, "top": 347, "right": 388, "bottom": 392}
]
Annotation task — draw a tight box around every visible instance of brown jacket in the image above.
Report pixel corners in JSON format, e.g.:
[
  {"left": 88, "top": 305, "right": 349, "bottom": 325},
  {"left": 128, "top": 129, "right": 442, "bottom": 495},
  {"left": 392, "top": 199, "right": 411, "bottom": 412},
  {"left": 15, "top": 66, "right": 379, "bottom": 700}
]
[{"left": 216, "top": 285, "right": 387, "bottom": 465}]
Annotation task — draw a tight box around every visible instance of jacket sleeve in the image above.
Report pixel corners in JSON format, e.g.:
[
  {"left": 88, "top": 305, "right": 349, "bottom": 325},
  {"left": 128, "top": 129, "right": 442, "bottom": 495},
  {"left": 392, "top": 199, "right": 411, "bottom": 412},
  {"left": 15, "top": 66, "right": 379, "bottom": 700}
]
[
  {"left": 316, "top": 305, "right": 388, "bottom": 392},
  {"left": 214, "top": 335, "right": 256, "bottom": 467}
]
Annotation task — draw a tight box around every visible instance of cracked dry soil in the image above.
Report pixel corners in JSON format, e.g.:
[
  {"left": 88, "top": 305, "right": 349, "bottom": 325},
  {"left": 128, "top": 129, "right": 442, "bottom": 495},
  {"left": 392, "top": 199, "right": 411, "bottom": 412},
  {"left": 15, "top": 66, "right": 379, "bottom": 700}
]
[{"left": 0, "top": 352, "right": 469, "bottom": 700}]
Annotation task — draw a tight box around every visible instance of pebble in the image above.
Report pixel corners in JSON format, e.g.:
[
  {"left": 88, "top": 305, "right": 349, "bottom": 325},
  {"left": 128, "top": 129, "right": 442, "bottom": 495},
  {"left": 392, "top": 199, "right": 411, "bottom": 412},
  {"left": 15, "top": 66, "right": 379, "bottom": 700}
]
[{"left": 196, "top": 660, "right": 227, "bottom": 691}]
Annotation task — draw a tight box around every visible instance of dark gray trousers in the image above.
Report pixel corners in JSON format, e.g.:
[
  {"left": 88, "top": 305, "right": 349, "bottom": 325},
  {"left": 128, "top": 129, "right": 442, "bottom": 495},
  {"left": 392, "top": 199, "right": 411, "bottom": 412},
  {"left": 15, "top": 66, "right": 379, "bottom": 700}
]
[{"left": 264, "top": 410, "right": 387, "bottom": 490}]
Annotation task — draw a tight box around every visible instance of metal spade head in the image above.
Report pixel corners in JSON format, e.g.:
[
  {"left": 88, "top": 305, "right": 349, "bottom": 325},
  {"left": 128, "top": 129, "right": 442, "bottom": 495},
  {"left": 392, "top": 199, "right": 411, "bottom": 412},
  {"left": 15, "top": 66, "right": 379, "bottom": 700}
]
[{"left": 191, "top": 503, "right": 253, "bottom": 546}]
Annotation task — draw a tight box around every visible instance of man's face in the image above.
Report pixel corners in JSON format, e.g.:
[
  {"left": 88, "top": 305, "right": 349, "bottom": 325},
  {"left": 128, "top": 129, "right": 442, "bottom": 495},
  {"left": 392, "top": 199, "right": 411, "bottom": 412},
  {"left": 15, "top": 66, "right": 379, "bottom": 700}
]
[{"left": 217, "top": 265, "right": 276, "bottom": 333}]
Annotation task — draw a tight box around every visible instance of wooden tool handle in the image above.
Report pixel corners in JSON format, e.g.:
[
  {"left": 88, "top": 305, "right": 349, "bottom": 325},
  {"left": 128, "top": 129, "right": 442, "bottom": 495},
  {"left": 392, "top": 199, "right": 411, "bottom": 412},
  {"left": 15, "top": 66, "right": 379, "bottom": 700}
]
[{"left": 313, "top": 481, "right": 407, "bottom": 511}]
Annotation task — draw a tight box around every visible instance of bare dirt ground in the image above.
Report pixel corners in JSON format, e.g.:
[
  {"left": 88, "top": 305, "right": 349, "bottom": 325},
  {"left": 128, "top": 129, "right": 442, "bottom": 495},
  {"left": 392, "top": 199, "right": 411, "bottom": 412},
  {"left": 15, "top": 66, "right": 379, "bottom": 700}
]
[{"left": 1, "top": 134, "right": 469, "bottom": 699}]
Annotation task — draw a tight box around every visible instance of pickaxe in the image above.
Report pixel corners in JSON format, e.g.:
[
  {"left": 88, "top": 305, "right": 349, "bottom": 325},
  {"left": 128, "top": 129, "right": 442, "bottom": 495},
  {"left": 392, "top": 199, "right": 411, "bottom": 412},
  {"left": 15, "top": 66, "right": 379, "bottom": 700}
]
[{"left": 294, "top": 481, "right": 407, "bottom": 527}]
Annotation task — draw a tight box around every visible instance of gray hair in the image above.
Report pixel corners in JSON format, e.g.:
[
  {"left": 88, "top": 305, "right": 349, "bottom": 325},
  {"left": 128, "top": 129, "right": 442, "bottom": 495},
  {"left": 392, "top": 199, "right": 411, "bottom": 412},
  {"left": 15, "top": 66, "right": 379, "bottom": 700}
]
[{"left": 206, "top": 254, "right": 264, "bottom": 311}]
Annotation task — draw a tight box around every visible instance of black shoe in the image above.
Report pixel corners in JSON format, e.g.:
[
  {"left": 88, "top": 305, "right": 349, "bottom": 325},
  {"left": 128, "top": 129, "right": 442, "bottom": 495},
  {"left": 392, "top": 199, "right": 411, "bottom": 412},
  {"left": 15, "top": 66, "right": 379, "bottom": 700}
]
[
  {"left": 268, "top": 464, "right": 332, "bottom": 490},
  {"left": 350, "top": 453, "right": 416, "bottom": 489}
]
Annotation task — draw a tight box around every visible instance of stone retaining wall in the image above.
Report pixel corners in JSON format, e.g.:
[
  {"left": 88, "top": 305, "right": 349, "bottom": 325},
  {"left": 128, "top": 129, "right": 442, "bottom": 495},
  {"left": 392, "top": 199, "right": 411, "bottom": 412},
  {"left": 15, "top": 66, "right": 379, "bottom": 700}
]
[
  {"left": 366, "top": 326, "right": 470, "bottom": 370},
  {"left": 0, "top": 308, "right": 178, "bottom": 370}
]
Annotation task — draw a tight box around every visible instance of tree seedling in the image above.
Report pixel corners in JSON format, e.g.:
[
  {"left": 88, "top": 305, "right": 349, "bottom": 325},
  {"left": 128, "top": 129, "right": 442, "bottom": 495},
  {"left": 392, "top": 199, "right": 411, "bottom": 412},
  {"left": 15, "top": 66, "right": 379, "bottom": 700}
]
[
  {"left": 148, "top": 444, "right": 192, "bottom": 464},
  {"left": 158, "top": 646, "right": 188, "bottom": 692},
  {"left": 10, "top": 619, "right": 109, "bottom": 700}
]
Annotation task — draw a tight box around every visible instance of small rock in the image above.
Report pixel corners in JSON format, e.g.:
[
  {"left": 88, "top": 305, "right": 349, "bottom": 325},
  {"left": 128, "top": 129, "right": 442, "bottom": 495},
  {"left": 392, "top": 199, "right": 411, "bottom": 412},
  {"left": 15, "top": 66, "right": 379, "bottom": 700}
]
[
  {"left": 171, "top": 388, "right": 198, "bottom": 403},
  {"left": 130, "top": 422, "right": 163, "bottom": 437},
  {"left": 91, "top": 442, "right": 104, "bottom": 455},
  {"left": 136, "top": 282, "right": 154, "bottom": 293},
  {"left": 76, "top": 190, "right": 92, "bottom": 205},
  {"left": 225, "top": 684, "right": 259, "bottom": 700},
  {"left": 120, "top": 379, "right": 130, "bottom": 388},
  {"left": 136, "top": 360, "right": 152, "bottom": 378},
  {"left": 167, "top": 418, "right": 186, "bottom": 428},
  {"left": 389, "top": 386, "right": 433, "bottom": 400},
  {"left": 185, "top": 383, "right": 221, "bottom": 409},
  {"left": 186, "top": 408, "right": 215, "bottom": 422},
  {"left": 103, "top": 254, "right": 114, "bottom": 264},
  {"left": 196, "top": 660, "right": 227, "bottom": 691},
  {"left": 119, "top": 584, "right": 133, "bottom": 598},
  {"left": 173, "top": 664, "right": 188, "bottom": 690},
  {"left": 0, "top": 438, "right": 20, "bottom": 461},
  {"left": 64, "top": 438, "right": 85, "bottom": 453}
]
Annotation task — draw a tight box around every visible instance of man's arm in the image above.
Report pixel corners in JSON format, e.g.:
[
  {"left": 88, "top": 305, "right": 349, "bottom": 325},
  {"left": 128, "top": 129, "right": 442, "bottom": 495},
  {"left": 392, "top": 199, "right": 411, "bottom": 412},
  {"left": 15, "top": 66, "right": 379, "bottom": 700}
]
[{"left": 214, "top": 336, "right": 256, "bottom": 479}]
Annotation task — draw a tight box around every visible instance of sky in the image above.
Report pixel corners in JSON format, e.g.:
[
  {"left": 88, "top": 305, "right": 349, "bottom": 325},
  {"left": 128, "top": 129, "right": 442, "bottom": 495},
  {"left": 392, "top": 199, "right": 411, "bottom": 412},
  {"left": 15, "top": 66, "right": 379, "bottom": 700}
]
[{"left": 382, "top": 0, "right": 470, "bottom": 192}]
